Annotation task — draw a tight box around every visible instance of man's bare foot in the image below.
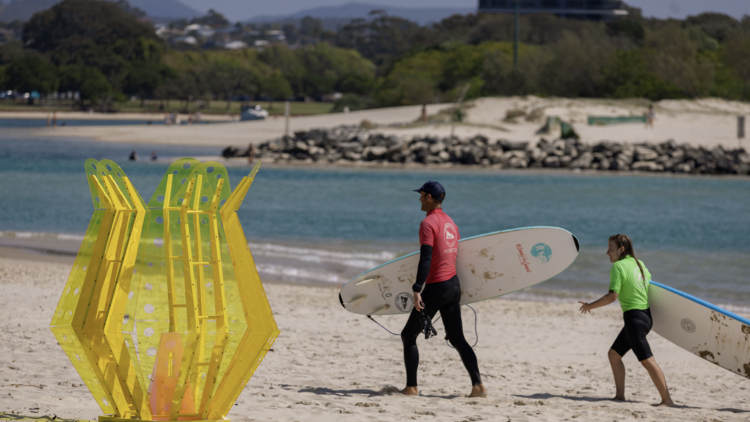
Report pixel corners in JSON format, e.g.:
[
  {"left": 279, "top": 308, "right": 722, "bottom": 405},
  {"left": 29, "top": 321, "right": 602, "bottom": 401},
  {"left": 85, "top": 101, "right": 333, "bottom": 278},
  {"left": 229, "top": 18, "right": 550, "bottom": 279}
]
[
  {"left": 655, "top": 401, "right": 675, "bottom": 408},
  {"left": 400, "top": 386, "right": 418, "bottom": 396},
  {"left": 612, "top": 396, "right": 626, "bottom": 402},
  {"left": 469, "top": 384, "right": 487, "bottom": 398}
]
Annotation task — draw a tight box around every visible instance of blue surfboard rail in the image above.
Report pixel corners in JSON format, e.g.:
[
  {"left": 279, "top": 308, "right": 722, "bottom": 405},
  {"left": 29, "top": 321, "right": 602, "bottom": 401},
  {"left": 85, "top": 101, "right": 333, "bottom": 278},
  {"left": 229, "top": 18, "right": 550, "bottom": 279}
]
[
  {"left": 346, "top": 226, "right": 576, "bottom": 283},
  {"left": 651, "top": 281, "right": 750, "bottom": 326}
]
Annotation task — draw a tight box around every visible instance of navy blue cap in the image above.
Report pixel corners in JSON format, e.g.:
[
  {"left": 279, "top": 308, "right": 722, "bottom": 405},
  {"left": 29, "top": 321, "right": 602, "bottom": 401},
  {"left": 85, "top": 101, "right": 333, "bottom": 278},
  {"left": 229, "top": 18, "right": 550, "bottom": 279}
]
[{"left": 414, "top": 180, "right": 445, "bottom": 200}]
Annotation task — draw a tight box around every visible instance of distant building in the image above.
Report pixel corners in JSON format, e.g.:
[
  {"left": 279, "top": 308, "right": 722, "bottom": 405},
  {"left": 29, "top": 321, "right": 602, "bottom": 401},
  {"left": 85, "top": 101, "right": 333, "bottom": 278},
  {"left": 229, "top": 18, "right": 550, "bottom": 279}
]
[{"left": 478, "top": 0, "right": 628, "bottom": 21}]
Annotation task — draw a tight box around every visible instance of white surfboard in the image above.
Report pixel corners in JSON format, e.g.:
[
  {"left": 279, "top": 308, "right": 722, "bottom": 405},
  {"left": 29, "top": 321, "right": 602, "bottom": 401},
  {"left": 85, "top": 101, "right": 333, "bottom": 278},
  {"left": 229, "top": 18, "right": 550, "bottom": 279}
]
[
  {"left": 649, "top": 282, "right": 750, "bottom": 379},
  {"left": 339, "top": 227, "right": 579, "bottom": 315}
]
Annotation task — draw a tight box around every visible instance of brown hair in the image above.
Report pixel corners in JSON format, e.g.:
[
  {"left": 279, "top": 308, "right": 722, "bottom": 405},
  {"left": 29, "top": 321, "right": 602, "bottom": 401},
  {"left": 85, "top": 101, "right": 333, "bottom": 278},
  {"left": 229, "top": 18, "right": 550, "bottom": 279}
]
[{"left": 609, "top": 234, "right": 646, "bottom": 282}]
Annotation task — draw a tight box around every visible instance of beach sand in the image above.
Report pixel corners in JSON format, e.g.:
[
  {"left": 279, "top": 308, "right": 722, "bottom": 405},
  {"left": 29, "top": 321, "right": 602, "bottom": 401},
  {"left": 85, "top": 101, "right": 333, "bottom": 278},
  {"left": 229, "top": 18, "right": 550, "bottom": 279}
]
[
  {"left": 14, "top": 97, "right": 750, "bottom": 151},
  {"left": 1, "top": 250, "right": 749, "bottom": 422}
]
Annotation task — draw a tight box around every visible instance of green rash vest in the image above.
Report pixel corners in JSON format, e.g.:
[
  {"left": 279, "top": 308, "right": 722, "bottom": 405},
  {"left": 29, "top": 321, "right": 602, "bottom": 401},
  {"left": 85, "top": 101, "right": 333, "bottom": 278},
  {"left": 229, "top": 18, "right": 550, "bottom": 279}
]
[{"left": 608, "top": 255, "right": 651, "bottom": 312}]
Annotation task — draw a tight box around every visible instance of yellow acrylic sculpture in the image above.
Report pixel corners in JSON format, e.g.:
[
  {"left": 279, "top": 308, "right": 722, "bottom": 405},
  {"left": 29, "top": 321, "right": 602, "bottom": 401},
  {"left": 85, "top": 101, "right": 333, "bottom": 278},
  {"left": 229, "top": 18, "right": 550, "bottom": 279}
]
[{"left": 50, "top": 158, "right": 279, "bottom": 422}]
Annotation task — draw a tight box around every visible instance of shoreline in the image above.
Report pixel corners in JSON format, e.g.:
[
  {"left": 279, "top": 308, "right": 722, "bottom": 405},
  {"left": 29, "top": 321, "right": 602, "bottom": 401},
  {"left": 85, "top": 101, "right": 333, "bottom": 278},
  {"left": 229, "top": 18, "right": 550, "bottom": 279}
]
[
  {"left": 0, "top": 110, "right": 233, "bottom": 122},
  {"left": 3, "top": 231, "right": 750, "bottom": 315},
  {"left": 187, "top": 155, "right": 750, "bottom": 180}
]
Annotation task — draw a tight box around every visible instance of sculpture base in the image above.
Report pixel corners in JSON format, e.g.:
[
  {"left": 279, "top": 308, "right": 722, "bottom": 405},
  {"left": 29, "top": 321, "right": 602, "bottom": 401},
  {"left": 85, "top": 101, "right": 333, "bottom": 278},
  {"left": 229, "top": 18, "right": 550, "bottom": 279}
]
[{"left": 99, "top": 417, "right": 229, "bottom": 422}]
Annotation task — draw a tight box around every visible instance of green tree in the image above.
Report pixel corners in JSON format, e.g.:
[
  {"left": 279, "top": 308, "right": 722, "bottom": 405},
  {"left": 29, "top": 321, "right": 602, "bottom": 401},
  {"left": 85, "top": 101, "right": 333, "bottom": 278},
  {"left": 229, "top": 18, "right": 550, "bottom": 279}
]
[
  {"left": 645, "top": 24, "right": 715, "bottom": 97},
  {"left": 5, "top": 54, "right": 57, "bottom": 97},
  {"left": 300, "top": 16, "right": 323, "bottom": 40},
  {"left": 685, "top": 13, "right": 740, "bottom": 43},
  {"left": 22, "top": 0, "right": 165, "bottom": 109},
  {"left": 337, "top": 71, "right": 375, "bottom": 95},
  {"left": 210, "top": 58, "right": 256, "bottom": 109},
  {"left": 372, "top": 50, "right": 443, "bottom": 106},
  {"left": 334, "top": 12, "right": 424, "bottom": 66},
  {"left": 262, "top": 71, "right": 292, "bottom": 109},
  {"left": 58, "top": 65, "right": 113, "bottom": 110},
  {"left": 0, "top": 66, "right": 7, "bottom": 89},
  {"left": 23, "top": 0, "right": 163, "bottom": 66},
  {"left": 539, "top": 27, "right": 616, "bottom": 97},
  {"left": 258, "top": 44, "right": 304, "bottom": 95},
  {"left": 80, "top": 67, "right": 112, "bottom": 111},
  {"left": 124, "top": 62, "right": 176, "bottom": 105},
  {"left": 191, "top": 9, "right": 230, "bottom": 27},
  {"left": 724, "top": 31, "right": 750, "bottom": 101},
  {"left": 604, "top": 50, "right": 683, "bottom": 100}
]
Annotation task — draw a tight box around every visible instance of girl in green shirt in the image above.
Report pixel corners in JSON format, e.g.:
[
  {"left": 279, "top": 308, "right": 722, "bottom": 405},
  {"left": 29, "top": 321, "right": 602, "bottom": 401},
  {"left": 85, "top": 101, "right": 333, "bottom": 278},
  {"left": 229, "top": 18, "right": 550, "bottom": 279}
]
[{"left": 578, "top": 234, "right": 674, "bottom": 407}]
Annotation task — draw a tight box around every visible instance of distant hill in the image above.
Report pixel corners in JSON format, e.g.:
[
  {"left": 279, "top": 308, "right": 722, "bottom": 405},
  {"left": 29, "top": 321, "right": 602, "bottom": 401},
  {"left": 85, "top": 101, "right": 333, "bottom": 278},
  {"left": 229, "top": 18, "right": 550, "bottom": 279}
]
[
  {"left": 0, "top": 0, "right": 202, "bottom": 23},
  {"left": 245, "top": 2, "right": 476, "bottom": 27}
]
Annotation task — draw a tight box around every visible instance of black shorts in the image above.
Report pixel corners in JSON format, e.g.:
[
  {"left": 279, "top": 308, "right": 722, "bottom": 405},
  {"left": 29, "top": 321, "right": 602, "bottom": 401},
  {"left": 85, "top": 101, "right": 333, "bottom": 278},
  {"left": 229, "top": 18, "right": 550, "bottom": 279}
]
[{"left": 611, "top": 308, "right": 653, "bottom": 362}]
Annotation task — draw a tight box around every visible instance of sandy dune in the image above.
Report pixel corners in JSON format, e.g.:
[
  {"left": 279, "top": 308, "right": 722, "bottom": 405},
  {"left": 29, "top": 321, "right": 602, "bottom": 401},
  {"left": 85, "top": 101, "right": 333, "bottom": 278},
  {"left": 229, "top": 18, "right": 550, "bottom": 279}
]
[
  {"left": 19, "top": 104, "right": 450, "bottom": 147},
  {"left": 1, "top": 251, "right": 749, "bottom": 422},
  {"left": 11, "top": 97, "right": 749, "bottom": 151}
]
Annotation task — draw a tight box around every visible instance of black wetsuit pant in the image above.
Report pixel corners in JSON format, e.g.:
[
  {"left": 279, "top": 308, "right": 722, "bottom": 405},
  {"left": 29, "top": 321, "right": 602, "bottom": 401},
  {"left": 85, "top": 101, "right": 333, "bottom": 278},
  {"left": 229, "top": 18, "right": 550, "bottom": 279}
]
[
  {"left": 611, "top": 308, "right": 654, "bottom": 362},
  {"left": 401, "top": 275, "right": 482, "bottom": 387}
]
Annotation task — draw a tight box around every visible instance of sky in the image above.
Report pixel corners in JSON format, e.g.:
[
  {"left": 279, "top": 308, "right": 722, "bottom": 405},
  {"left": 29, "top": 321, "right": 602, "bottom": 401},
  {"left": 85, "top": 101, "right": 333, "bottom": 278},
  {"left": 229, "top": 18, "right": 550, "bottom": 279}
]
[{"left": 179, "top": 0, "right": 748, "bottom": 22}]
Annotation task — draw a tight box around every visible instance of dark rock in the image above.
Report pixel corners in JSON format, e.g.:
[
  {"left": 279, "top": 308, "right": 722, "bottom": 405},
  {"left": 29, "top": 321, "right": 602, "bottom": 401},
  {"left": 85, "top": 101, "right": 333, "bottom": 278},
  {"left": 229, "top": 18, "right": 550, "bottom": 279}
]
[
  {"left": 543, "top": 156, "right": 561, "bottom": 168},
  {"left": 631, "top": 161, "right": 663, "bottom": 172},
  {"left": 221, "top": 146, "right": 239, "bottom": 158},
  {"left": 363, "top": 146, "right": 388, "bottom": 161},
  {"left": 343, "top": 151, "right": 362, "bottom": 161},
  {"left": 569, "top": 152, "right": 593, "bottom": 169},
  {"left": 487, "top": 150, "right": 506, "bottom": 165},
  {"left": 508, "top": 157, "right": 527, "bottom": 168},
  {"left": 634, "top": 146, "right": 659, "bottom": 161},
  {"left": 425, "top": 155, "right": 444, "bottom": 164},
  {"left": 461, "top": 146, "right": 484, "bottom": 165},
  {"left": 499, "top": 139, "right": 529, "bottom": 151},
  {"left": 338, "top": 142, "right": 363, "bottom": 154}
]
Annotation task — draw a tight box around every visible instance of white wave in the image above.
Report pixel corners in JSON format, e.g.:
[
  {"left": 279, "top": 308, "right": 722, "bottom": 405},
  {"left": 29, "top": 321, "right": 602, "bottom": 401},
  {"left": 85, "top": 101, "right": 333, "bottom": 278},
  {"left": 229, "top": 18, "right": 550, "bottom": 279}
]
[
  {"left": 715, "top": 303, "right": 750, "bottom": 316},
  {"left": 57, "top": 233, "right": 85, "bottom": 241},
  {"left": 0, "top": 230, "right": 85, "bottom": 241},
  {"left": 256, "top": 263, "right": 344, "bottom": 284},
  {"left": 248, "top": 242, "right": 396, "bottom": 269}
]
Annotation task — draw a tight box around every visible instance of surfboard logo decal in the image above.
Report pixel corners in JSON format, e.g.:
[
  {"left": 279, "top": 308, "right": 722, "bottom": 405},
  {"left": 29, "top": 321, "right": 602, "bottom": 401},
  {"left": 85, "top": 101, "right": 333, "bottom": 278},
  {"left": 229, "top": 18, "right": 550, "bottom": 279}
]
[
  {"left": 681, "top": 318, "right": 696, "bottom": 333},
  {"left": 516, "top": 244, "right": 532, "bottom": 273},
  {"left": 530, "top": 243, "right": 552, "bottom": 264},
  {"left": 395, "top": 292, "right": 414, "bottom": 312},
  {"left": 444, "top": 223, "right": 457, "bottom": 248}
]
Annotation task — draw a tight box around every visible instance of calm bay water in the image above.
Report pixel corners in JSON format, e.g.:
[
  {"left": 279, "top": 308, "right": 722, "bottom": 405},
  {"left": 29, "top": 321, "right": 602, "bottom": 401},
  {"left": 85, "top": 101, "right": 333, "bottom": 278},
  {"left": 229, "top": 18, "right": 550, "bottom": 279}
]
[
  {"left": 0, "top": 118, "right": 213, "bottom": 128},
  {"left": 1, "top": 134, "right": 749, "bottom": 307}
]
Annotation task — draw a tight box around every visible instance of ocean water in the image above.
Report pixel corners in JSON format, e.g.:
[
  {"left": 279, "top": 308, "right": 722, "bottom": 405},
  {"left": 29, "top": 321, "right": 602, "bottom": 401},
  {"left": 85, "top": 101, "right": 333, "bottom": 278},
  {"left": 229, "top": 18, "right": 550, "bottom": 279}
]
[{"left": 1, "top": 134, "right": 749, "bottom": 307}]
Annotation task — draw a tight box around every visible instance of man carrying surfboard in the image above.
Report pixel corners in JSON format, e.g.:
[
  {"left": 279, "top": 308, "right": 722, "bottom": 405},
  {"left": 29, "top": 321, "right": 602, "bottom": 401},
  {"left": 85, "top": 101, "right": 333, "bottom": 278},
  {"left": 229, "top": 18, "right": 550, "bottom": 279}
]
[
  {"left": 578, "top": 234, "right": 674, "bottom": 407},
  {"left": 400, "top": 181, "right": 486, "bottom": 398}
]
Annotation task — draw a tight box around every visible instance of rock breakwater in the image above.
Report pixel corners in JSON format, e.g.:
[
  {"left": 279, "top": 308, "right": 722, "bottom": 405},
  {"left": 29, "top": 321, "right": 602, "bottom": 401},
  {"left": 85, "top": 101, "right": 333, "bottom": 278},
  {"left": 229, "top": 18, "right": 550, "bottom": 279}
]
[{"left": 224, "top": 126, "right": 750, "bottom": 175}]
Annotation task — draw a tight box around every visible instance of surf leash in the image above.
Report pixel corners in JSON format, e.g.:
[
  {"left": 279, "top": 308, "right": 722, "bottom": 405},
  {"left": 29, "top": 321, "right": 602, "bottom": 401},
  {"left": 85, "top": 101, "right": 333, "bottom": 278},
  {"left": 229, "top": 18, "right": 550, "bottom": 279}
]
[
  {"left": 443, "top": 304, "right": 479, "bottom": 349},
  {"left": 367, "top": 315, "right": 401, "bottom": 336},
  {"left": 366, "top": 304, "right": 479, "bottom": 348}
]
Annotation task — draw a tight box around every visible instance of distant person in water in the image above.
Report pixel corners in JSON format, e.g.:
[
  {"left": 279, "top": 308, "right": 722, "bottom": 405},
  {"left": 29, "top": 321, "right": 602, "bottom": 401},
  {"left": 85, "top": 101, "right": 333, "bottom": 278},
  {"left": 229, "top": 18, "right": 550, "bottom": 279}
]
[
  {"left": 151, "top": 151, "right": 157, "bottom": 161},
  {"left": 129, "top": 150, "right": 138, "bottom": 161},
  {"left": 399, "top": 181, "right": 486, "bottom": 398},
  {"left": 52, "top": 112, "right": 57, "bottom": 127},
  {"left": 578, "top": 234, "right": 674, "bottom": 407}
]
